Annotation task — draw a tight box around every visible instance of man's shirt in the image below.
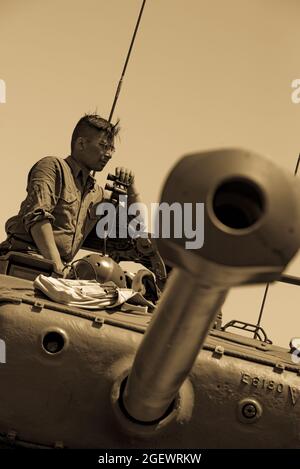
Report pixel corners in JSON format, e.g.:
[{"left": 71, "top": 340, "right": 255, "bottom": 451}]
[{"left": 0, "top": 156, "right": 104, "bottom": 262}]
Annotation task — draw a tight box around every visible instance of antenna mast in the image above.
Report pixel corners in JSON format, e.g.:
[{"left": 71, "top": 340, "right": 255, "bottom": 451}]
[
  {"left": 92, "top": 0, "right": 147, "bottom": 172},
  {"left": 108, "top": 0, "right": 147, "bottom": 123}
]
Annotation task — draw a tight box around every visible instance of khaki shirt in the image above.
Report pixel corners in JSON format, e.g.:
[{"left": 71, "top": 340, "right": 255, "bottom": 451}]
[{"left": 0, "top": 156, "right": 104, "bottom": 262}]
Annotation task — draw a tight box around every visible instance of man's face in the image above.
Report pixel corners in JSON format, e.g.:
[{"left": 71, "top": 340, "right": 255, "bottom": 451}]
[{"left": 81, "top": 130, "right": 115, "bottom": 172}]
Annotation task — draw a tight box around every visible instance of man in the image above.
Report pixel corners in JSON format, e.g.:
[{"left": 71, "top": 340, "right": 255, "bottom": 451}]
[{"left": 0, "top": 114, "right": 140, "bottom": 274}]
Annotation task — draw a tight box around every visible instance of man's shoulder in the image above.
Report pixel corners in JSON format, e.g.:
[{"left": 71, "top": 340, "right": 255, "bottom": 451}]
[
  {"left": 29, "top": 156, "right": 68, "bottom": 176},
  {"left": 31, "top": 156, "right": 62, "bottom": 169},
  {"left": 39, "top": 155, "right": 63, "bottom": 165},
  {"left": 27, "top": 157, "right": 65, "bottom": 183}
]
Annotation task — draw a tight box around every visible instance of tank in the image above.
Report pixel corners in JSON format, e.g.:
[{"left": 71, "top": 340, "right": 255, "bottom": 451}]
[{"left": 0, "top": 147, "right": 300, "bottom": 449}]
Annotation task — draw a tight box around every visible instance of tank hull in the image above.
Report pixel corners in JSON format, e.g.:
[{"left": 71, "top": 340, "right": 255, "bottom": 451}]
[{"left": 0, "top": 274, "right": 299, "bottom": 448}]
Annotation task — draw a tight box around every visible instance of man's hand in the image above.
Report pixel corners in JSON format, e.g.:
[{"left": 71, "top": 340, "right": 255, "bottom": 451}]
[
  {"left": 114, "top": 167, "right": 141, "bottom": 204},
  {"left": 115, "top": 167, "right": 135, "bottom": 186},
  {"left": 54, "top": 260, "right": 65, "bottom": 275}
]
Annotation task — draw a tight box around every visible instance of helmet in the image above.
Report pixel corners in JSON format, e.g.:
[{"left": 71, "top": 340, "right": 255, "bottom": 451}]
[
  {"left": 131, "top": 269, "right": 160, "bottom": 303},
  {"left": 71, "top": 254, "right": 127, "bottom": 288}
]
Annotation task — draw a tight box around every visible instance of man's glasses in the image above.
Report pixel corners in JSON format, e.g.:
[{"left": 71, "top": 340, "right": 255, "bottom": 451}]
[{"left": 98, "top": 141, "right": 115, "bottom": 154}]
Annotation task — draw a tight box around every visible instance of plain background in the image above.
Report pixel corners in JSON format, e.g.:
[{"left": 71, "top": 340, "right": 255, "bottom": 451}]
[{"left": 1, "top": 0, "right": 300, "bottom": 348}]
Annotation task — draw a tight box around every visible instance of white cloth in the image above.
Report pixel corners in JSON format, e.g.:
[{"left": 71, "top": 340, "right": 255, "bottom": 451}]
[{"left": 34, "top": 275, "right": 153, "bottom": 311}]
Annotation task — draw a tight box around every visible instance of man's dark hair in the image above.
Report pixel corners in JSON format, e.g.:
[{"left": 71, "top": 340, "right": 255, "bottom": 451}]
[{"left": 71, "top": 114, "right": 120, "bottom": 152}]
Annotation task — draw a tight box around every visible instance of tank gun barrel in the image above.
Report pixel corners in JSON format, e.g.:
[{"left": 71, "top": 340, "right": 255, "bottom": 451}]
[
  {"left": 123, "top": 270, "right": 228, "bottom": 422},
  {"left": 122, "top": 148, "right": 300, "bottom": 423}
]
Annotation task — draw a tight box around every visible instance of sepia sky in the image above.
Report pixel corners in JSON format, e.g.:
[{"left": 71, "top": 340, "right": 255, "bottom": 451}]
[{"left": 1, "top": 0, "right": 300, "bottom": 347}]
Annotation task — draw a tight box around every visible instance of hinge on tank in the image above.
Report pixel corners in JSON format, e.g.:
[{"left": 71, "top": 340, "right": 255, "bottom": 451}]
[
  {"left": 273, "top": 362, "right": 285, "bottom": 374},
  {"left": 212, "top": 345, "right": 224, "bottom": 359},
  {"left": 32, "top": 300, "right": 44, "bottom": 312},
  {"left": 93, "top": 317, "right": 105, "bottom": 329}
]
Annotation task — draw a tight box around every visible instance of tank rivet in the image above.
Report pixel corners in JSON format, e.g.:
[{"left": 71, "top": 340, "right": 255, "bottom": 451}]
[
  {"left": 242, "top": 403, "right": 257, "bottom": 418},
  {"left": 238, "top": 398, "right": 262, "bottom": 424}
]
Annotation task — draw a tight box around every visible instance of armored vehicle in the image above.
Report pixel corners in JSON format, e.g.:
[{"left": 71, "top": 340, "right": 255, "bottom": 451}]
[{"left": 0, "top": 148, "right": 300, "bottom": 449}]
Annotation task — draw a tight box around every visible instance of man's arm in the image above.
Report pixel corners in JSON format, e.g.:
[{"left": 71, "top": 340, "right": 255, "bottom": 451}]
[
  {"left": 31, "top": 220, "right": 64, "bottom": 272},
  {"left": 22, "top": 157, "right": 64, "bottom": 271}
]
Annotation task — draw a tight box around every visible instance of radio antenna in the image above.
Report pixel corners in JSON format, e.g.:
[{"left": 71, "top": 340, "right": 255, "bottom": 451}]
[
  {"left": 108, "top": 0, "right": 147, "bottom": 123},
  {"left": 92, "top": 0, "right": 146, "bottom": 178}
]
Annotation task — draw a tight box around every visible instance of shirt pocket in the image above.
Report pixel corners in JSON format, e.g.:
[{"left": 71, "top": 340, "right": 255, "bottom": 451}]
[
  {"left": 83, "top": 202, "right": 100, "bottom": 236},
  {"left": 60, "top": 187, "right": 78, "bottom": 203},
  {"left": 55, "top": 189, "right": 80, "bottom": 229}
]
